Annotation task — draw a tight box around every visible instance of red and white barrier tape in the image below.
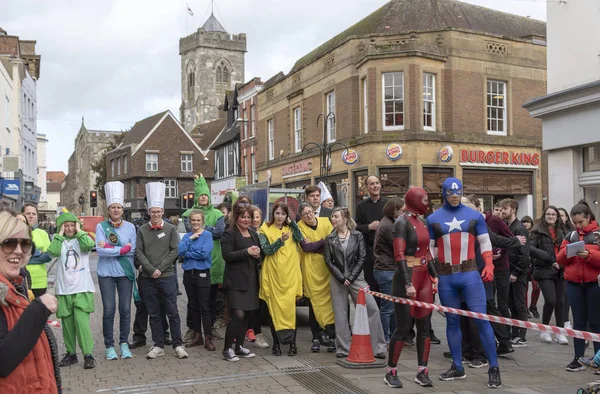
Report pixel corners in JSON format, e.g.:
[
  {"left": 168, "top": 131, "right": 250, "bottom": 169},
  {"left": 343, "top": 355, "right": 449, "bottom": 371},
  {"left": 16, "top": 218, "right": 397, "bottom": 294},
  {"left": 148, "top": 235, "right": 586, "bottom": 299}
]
[
  {"left": 47, "top": 320, "right": 60, "bottom": 328},
  {"left": 363, "top": 288, "right": 600, "bottom": 343}
]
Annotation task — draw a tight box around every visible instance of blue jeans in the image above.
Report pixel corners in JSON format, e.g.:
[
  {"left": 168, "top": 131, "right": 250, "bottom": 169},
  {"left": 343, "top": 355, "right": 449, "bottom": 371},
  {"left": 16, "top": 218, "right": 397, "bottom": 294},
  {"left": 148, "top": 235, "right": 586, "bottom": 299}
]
[
  {"left": 98, "top": 275, "right": 133, "bottom": 348},
  {"left": 566, "top": 281, "right": 600, "bottom": 357},
  {"left": 139, "top": 275, "right": 183, "bottom": 348},
  {"left": 373, "top": 269, "right": 396, "bottom": 342}
]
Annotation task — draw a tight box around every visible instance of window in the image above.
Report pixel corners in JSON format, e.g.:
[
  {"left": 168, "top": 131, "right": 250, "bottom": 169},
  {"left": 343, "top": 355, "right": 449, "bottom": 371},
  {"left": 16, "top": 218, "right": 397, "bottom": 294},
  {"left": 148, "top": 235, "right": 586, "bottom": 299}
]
[
  {"left": 130, "top": 181, "right": 135, "bottom": 198},
  {"left": 363, "top": 78, "right": 368, "bottom": 133},
  {"left": 123, "top": 155, "right": 128, "bottom": 174},
  {"left": 242, "top": 107, "right": 248, "bottom": 140},
  {"left": 186, "top": 61, "right": 196, "bottom": 101},
  {"left": 382, "top": 72, "right": 404, "bottom": 129},
  {"left": 268, "top": 119, "right": 274, "bottom": 160},
  {"left": 326, "top": 92, "right": 335, "bottom": 142},
  {"left": 487, "top": 80, "right": 507, "bottom": 135},
  {"left": 216, "top": 61, "right": 230, "bottom": 96},
  {"left": 244, "top": 149, "right": 248, "bottom": 184},
  {"left": 294, "top": 107, "right": 302, "bottom": 153},
  {"left": 146, "top": 153, "right": 158, "bottom": 172},
  {"left": 163, "top": 179, "right": 178, "bottom": 198},
  {"left": 181, "top": 154, "right": 193, "bottom": 172},
  {"left": 117, "top": 157, "right": 121, "bottom": 176},
  {"left": 227, "top": 144, "right": 235, "bottom": 177},
  {"left": 423, "top": 73, "right": 436, "bottom": 130},
  {"left": 5, "top": 96, "right": 9, "bottom": 130},
  {"left": 250, "top": 104, "right": 256, "bottom": 137},
  {"left": 216, "top": 149, "right": 225, "bottom": 178},
  {"left": 111, "top": 159, "right": 115, "bottom": 177},
  {"left": 251, "top": 152, "right": 257, "bottom": 183}
]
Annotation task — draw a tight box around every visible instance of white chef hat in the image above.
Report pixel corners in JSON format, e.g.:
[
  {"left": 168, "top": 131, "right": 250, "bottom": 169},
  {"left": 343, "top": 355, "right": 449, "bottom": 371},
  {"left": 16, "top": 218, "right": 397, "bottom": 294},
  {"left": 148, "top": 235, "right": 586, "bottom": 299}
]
[
  {"left": 318, "top": 181, "right": 333, "bottom": 204},
  {"left": 104, "top": 181, "right": 124, "bottom": 208},
  {"left": 145, "top": 182, "right": 165, "bottom": 209}
]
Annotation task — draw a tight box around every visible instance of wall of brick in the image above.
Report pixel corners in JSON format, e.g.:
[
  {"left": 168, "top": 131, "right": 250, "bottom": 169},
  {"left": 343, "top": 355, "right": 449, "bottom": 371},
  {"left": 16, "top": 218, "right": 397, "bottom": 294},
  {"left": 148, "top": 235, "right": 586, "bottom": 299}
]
[{"left": 334, "top": 76, "right": 360, "bottom": 140}]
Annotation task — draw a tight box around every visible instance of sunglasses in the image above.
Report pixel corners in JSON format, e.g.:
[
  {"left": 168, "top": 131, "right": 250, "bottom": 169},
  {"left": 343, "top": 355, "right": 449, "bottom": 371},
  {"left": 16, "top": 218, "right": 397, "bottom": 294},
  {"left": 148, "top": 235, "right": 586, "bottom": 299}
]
[{"left": 1, "top": 238, "right": 33, "bottom": 254}]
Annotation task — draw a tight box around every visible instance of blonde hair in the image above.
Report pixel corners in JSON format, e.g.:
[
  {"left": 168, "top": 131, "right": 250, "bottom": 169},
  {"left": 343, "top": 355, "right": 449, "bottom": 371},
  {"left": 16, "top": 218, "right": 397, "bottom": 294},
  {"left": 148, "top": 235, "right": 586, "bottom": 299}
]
[
  {"left": 188, "top": 210, "right": 205, "bottom": 228},
  {"left": 0, "top": 211, "right": 33, "bottom": 262},
  {"left": 331, "top": 207, "right": 356, "bottom": 230}
]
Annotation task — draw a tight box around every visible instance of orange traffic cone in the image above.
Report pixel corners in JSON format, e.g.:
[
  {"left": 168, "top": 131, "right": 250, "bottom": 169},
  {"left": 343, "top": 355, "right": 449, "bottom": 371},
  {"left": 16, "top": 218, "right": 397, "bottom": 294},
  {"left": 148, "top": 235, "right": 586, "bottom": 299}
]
[{"left": 346, "top": 287, "right": 375, "bottom": 363}]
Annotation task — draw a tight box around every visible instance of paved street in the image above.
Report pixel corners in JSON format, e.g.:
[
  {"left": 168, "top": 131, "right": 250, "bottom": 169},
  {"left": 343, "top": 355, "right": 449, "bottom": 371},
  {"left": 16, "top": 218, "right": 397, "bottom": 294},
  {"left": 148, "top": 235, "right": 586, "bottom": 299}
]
[{"left": 48, "top": 254, "right": 596, "bottom": 394}]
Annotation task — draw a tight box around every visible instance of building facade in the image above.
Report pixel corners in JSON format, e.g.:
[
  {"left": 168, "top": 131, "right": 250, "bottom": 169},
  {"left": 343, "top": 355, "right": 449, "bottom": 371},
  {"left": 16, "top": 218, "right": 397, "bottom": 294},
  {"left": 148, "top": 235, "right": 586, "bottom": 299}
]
[
  {"left": 45, "top": 171, "right": 65, "bottom": 215},
  {"left": 105, "top": 110, "right": 211, "bottom": 220},
  {"left": 237, "top": 77, "right": 263, "bottom": 185},
  {"left": 61, "top": 120, "right": 124, "bottom": 216},
  {"left": 179, "top": 13, "right": 246, "bottom": 131},
  {"left": 36, "top": 133, "right": 48, "bottom": 211},
  {"left": 255, "top": 0, "right": 547, "bottom": 217},
  {"left": 524, "top": 0, "right": 600, "bottom": 219}
]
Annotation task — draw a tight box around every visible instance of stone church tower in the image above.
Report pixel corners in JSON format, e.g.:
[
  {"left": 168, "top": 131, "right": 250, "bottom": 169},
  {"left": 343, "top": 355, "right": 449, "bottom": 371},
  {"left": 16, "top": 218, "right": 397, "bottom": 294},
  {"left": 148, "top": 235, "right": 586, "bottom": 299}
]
[{"left": 179, "top": 13, "right": 246, "bottom": 131}]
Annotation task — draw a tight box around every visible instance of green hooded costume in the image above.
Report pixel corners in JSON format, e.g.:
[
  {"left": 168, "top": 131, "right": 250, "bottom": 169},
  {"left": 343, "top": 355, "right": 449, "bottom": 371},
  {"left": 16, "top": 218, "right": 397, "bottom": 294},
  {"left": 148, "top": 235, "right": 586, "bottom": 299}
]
[{"left": 182, "top": 176, "right": 225, "bottom": 285}]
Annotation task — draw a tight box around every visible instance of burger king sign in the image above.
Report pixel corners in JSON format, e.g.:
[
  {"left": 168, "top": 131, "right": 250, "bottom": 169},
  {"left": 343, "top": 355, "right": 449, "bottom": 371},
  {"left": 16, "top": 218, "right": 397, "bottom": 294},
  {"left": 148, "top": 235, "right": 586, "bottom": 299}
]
[
  {"left": 438, "top": 145, "right": 454, "bottom": 163},
  {"left": 386, "top": 143, "right": 403, "bottom": 161},
  {"left": 341, "top": 149, "right": 358, "bottom": 165}
]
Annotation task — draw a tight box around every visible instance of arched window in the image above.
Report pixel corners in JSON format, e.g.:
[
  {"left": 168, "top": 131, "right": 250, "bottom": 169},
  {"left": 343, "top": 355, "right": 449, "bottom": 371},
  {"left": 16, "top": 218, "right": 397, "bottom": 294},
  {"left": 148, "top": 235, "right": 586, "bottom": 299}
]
[
  {"left": 215, "top": 61, "right": 230, "bottom": 96},
  {"left": 186, "top": 61, "right": 196, "bottom": 101}
]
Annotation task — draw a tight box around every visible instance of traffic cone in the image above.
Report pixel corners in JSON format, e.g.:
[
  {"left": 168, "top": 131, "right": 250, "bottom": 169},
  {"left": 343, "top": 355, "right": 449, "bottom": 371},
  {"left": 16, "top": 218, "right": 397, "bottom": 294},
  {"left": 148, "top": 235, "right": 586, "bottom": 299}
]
[{"left": 346, "top": 287, "right": 375, "bottom": 363}]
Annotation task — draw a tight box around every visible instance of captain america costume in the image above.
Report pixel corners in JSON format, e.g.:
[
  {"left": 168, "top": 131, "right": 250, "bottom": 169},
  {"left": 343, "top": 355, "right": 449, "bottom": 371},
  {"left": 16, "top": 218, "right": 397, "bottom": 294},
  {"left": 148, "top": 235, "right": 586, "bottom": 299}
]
[{"left": 426, "top": 177, "right": 500, "bottom": 386}]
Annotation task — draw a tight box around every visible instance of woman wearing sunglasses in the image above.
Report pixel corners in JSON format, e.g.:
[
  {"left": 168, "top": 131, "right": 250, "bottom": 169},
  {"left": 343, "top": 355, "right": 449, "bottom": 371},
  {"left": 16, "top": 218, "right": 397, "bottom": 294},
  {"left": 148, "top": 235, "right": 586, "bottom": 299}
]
[{"left": 0, "top": 210, "right": 61, "bottom": 393}]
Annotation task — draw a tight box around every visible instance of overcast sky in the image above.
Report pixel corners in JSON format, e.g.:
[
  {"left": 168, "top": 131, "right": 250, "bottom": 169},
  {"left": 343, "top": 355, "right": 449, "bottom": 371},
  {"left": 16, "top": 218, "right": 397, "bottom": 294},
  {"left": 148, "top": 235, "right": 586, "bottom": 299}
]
[{"left": 1, "top": 0, "right": 546, "bottom": 174}]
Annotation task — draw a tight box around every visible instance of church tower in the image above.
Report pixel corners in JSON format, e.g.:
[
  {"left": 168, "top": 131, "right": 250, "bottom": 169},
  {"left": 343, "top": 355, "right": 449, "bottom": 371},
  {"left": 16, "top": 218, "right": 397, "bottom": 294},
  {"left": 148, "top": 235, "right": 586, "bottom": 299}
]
[{"left": 179, "top": 13, "right": 246, "bottom": 131}]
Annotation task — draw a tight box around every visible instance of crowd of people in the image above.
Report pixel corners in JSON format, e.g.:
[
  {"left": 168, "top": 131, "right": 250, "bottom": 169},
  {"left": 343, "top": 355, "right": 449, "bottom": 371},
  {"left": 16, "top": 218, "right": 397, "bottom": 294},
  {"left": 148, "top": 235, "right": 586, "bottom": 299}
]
[{"left": 1, "top": 173, "right": 600, "bottom": 392}]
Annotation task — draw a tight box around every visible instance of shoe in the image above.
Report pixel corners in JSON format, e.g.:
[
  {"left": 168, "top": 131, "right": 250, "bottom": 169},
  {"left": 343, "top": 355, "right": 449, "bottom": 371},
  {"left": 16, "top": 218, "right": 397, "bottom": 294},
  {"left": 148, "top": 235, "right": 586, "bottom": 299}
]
[
  {"left": 327, "top": 341, "right": 336, "bottom": 353},
  {"left": 186, "top": 332, "right": 205, "bottom": 348},
  {"left": 204, "top": 335, "right": 216, "bottom": 351},
  {"left": 246, "top": 329, "right": 256, "bottom": 342},
  {"left": 164, "top": 336, "right": 173, "bottom": 346},
  {"left": 120, "top": 343, "right": 132, "bottom": 359},
  {"left": 319, "top": 331, "right": 330, "bottom": 346},
  {"left": 223, "top": 348, "right": 239, "bottom": 362},
  {"left": 254, "top": 333, "right": 270, "bottom": 349},
  {"left": 439, "top": 364, "right": 466, "bottom": 381},
  {"left": 288, "top": 344, "right": 297, "bottom": 356},
  {"left": 177, "top": 290, "right": 183, "bottom": 296},
  {"left": 105, "top": 347, "right": 118, "bottom": 360},
  {"left": 430, "top": 333, "right": 441, "bottom": 345},
  {"left": 235, "top": 346, "right": 256, "bottom": 358},
  {"left": 579, "top": 357, "right": 600, "bottom": 371},
  {"left": 540, "top": 332, "right": 552, "bottom": 343},
  {"left": 566, "top": 357, "right": 586, "bottom": 372},
  {"left": 469, "top": 358, "right": 489, "bottom": 368},
  {"left": 511, "top": 337, "right": 527, "bottom": 347},
  {"left": 129, "top": 338, "right": 147, "bottom": 349},
  {"left": 488, "top": 366, "right": 502, "bottom": 388},
  {"left": 59, "top": 353, "right": 78, "bottom": 367},
  {"left": 146, "top": 346, "right": 165, "bottom": 359},
  {"left": 183, "top": 328, "right": 196, "bottom": 343},
  {"left": 443, "top": 351, "right": 453, "bottom": 359},
  {"left": 529, "top": 307, "right": 540, "bottom": 318},
  {"left": 336, "top": 352, "right": 348, "bottom": 358},
  {"left": 384, "top": 368, "right": 403, "bottom": 388},
  {"left": 404, "top": 338, "right": 414, "bottom": 346},
  {"left": 564, "top": 321, "right": 572, "bottom": 330},
  {"left": 83, "top": 354, "right": 96, "bottom": 369},
  {"left": 174, "top": 345, "right": 189, "bottom": 359},
  {"left": 374, "top": 352, "right": 386, "bottom": 359},
  {"left": 272, "top": 344, "right": 282, "bottom": 356},
  {"left": 556, "top": 334, "right": 569, "bottom": 345},
  {"left": 211, "top": 327, "right": 223, "bottom": 340},
  {"left": 594, "top": 370, "right": 600, "bottom": 376},
  {"left": 311, "top": 339, "right": 321, "bottom": 353},
  {"left": 415, "top": 369, "right": 433, "bottom": 387},
  {"left": 496, "top": 344, "right": 515, "bottom": 356}
]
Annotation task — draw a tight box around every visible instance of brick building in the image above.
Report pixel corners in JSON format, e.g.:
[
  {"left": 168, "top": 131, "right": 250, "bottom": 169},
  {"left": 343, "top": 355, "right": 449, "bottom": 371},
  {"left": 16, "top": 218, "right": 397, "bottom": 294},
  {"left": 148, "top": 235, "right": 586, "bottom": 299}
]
[
  {"left": 256, "top": 0, "right": 548, "bottom": 217},
  {"left": 237, "top": 77, "right": 264, "bottom": 185},
  {"left": 105, "top": 110, "right": 211, "bottom": 220}
]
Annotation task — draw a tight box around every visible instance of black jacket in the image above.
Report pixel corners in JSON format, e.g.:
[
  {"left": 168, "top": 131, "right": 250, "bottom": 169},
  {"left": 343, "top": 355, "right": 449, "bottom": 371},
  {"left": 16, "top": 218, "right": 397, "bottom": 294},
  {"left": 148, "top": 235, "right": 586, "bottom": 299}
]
[
  {"left": 324, "top": 230, "right": 367, "bottom": 284},
  {"left": 221, "top": 226, "right": 261, "bottom": 291},
  {"left": 507, "top": 218, "right": 530, "bottom": 277},
  {"left": 373, "top": 215, "right": 396, "bottom": 271},
  {"left": 530, "top": 225, "right": 564, "bottom": 281}
]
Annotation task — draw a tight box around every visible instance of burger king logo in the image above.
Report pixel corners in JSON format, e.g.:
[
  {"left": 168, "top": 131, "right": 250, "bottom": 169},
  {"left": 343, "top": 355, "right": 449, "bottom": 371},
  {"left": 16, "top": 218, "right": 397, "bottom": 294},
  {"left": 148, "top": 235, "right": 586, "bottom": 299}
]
[
  {"left": 386, "top": 143, "right": 403, "bottom": 161},
  {"left": 439, "top": 145, "right": 454, "bottom": 163},
  {"left": 342, "top": 149, "right": 358, "bottom": 165}
]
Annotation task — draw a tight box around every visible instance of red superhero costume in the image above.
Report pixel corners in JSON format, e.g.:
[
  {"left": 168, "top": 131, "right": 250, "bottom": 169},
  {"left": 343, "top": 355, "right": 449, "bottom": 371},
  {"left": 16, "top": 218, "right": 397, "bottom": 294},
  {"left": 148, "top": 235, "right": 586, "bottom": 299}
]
[{"left": 386, "top": 187, "right": 437, "bottom": 388}]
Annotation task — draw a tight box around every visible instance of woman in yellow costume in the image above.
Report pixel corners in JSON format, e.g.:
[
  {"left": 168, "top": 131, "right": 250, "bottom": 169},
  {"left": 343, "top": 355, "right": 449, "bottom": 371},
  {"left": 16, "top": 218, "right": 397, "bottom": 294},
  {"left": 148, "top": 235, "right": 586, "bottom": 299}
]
[
  {"left": 297, "top": 202, "right": 336, "bottom": 353},
  {"left": 259, "top": 202, "right": 322, "bottom": 356}
]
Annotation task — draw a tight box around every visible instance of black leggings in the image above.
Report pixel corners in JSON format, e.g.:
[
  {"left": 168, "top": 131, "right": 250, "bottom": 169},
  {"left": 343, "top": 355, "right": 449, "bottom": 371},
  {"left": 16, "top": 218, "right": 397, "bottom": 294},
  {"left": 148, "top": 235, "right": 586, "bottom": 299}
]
[
  {"left": 538, "top": 279, "right": 566, "bottom": 327},
  {"left": 270, "top": 321, "right": 297, "bottom": 346},
  {"left": 224, "top": 309, "right": 249, "bottom": 351}
]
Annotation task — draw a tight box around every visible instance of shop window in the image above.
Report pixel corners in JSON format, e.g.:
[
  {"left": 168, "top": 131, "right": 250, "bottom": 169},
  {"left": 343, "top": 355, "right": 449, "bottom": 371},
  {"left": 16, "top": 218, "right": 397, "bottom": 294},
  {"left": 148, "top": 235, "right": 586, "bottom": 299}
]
[
  {"left": 583, "top": 144, "right": 600, "bottom": 172},
  {"left": 463, "top": 169, "right": 532, "bottom": 195},
  {"left": 316, "top": 173, "right": 349, "bottom": 208},
  {"left": 423, "top": 167, "right": 454, "bottom": 206},
  {"left": 354, "top": 169, "right": 369, "bottom": 205},
  {"left": 380, "top": 167, "right": 410, "bottom": 199}
]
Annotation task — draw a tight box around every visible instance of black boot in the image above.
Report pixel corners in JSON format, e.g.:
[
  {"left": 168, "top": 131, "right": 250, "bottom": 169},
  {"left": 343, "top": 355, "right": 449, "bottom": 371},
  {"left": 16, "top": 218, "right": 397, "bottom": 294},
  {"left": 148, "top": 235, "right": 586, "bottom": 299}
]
[
  {"left": 272, "top": 343, "right": 282, "bottom": 356},
  {"left": 83, "top": 354, "right": 96, "bottom": 369},
  {"left": 59, "top": 353, "right": 78, "bottom": 367},
  {"left": 288, "top": 344, "right": 298, "bottom": 356}
]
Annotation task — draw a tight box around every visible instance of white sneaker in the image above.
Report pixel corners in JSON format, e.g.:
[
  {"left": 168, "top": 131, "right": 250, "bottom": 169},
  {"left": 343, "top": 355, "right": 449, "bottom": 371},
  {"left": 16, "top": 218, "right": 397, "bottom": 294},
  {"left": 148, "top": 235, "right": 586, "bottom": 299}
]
[
  {"left": 564, "top": 321, "right": 572, "bottom": 330},
  {"left": 146, "top": 346, "right": 164, "bottom": 359},
  {"left": 174, "top": 345, "right": 189, "bottom": 359},
  {"left": 556, "top": 334, "right": 569, "bottom": 345},
  {"left": 254, "top": 333, "right": 270, "bottom": 349},
  {"left": 540, "top": 332, "right": 552, "bottom": 343}
]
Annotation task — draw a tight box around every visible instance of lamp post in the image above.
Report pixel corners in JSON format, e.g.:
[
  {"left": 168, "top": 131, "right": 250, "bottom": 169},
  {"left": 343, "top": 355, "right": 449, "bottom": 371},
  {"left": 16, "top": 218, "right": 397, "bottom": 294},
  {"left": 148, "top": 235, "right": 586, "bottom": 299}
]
[
  {"left": 78, "top": 194, "right": 86, "bottom": 215},
  {"left": 302, "top": 112, "right": 348, "bottom": 184}
]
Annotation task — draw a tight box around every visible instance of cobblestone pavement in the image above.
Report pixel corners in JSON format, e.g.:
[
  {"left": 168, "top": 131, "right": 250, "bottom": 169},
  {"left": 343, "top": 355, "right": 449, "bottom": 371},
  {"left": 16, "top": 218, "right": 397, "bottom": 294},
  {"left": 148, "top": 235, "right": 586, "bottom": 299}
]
[{"left": 48, "top": 254, "right": 596, "bottom": 394}]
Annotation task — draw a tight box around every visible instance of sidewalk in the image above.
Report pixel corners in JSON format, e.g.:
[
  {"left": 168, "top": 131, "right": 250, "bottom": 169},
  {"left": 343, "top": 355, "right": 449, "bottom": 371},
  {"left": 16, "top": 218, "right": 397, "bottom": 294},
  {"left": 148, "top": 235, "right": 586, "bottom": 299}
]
[{"left": 50, "top": 254, "right": 594, "bottom": 394}]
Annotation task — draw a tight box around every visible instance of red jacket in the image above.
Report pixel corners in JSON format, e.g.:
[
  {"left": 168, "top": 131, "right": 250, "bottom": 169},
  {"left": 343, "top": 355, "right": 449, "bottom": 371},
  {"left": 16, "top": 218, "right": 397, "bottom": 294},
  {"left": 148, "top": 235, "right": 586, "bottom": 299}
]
[{"left": 557, "top": 220, "right": 600, "bottom": 284}]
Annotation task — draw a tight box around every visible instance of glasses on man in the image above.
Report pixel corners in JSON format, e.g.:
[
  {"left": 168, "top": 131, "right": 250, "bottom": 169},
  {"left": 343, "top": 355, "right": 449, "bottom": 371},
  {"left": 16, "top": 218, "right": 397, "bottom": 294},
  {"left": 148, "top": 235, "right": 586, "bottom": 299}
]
[
  {"left": 150, "top": 210, "right": 163, "bottom": 216},
  {"left": 1, "top": 238, "right": 33, "bottom": 254}
]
